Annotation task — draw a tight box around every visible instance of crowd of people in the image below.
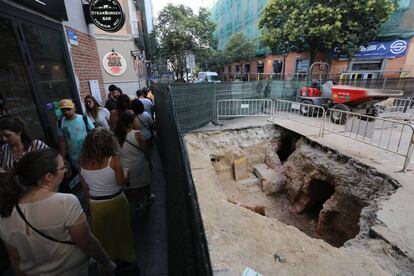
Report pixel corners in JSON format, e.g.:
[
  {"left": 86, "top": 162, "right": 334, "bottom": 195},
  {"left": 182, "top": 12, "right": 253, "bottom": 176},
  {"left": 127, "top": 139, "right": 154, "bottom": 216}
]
[{"left": 0, "top": 85, "right": 156, "bottom": 275}]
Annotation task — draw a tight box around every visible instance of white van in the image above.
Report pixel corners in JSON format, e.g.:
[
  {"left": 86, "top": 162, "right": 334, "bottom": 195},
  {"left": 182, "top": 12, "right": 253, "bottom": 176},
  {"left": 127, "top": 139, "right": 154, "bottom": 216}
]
[{"left": 197, "top": 72, "right": 220, "bottom": 83}]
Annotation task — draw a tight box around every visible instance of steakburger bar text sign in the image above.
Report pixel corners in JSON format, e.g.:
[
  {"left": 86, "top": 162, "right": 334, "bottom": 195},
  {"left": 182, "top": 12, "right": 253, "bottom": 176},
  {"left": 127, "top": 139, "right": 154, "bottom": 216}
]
[{"left": 89, "top": 0, "right": 125, "bottom": 32}]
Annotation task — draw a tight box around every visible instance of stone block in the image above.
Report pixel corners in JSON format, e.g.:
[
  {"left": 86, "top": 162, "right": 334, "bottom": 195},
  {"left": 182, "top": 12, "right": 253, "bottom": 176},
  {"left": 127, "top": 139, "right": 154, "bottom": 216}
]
[
  {"left": 262, "top": 173, "right": 287, "bottom": 196},
  {"left": 234, "top": 157, "right": 248, "bottom": 181},
  {"left": 254, "top": 163, "right": 287, "bottom": 195},
  {"left": 253, "top": 163, "right": 270, "bottom": 180},
  {"left": 238, "top": 175, "right": 260, "bottom": 186}
]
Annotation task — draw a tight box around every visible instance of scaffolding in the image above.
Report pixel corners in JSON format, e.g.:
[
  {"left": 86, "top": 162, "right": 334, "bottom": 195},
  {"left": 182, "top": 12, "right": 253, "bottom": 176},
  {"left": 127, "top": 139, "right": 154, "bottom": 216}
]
[
  {"left": 211, "top": 0, "right": 414, "bottom": 52},
  {"left": 211, "top": 0, "right": 269, "bottom": 54}
]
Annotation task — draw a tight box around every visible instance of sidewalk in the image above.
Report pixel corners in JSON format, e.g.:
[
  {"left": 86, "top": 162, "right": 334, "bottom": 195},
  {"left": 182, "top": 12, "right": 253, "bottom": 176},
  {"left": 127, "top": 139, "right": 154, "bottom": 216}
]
[{"left": 132, "top": 146, "right": 168, "bottom": 276}]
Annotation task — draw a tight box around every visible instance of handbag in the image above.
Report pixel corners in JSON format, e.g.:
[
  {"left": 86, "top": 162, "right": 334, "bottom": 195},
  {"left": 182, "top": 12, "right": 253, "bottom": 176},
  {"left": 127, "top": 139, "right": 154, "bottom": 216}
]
[
  {"left": 137, "top": 116, "right": 155, "bottom": 140},
  {"left": 15, "top": 204, "right": 75, "bottom": 245},
  {"left": 59, "top": 159, "right": 81, "bottom": 193}
]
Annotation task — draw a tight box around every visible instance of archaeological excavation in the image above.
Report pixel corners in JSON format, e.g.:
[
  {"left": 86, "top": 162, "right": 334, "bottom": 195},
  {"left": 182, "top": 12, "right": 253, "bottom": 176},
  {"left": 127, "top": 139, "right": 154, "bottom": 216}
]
[{"left": 185, "top": 124, "right": 414, "bottom": 275}]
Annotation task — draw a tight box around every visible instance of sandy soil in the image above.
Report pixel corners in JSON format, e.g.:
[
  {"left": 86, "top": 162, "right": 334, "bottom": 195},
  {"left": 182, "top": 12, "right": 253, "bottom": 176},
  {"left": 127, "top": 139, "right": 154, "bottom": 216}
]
[
  {"left": 185, "top": 134, "right": 401, "bottom": 275},
  {"left": 217, "top": 171, "right": 323, "bottom": 244}
]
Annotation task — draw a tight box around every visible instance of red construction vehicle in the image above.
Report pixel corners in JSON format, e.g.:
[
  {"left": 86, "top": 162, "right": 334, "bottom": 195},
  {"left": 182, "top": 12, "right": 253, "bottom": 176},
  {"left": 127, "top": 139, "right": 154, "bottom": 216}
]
[{"left": 298, "top": 62, "right": 403, "bottom": 124}]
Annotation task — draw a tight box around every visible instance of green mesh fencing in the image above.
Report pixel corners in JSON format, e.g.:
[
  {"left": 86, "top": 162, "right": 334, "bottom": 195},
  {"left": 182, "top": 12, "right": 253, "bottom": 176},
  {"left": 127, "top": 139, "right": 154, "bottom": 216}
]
[{"left": 169, "top": 80, "right": 305, "bottom": 133}]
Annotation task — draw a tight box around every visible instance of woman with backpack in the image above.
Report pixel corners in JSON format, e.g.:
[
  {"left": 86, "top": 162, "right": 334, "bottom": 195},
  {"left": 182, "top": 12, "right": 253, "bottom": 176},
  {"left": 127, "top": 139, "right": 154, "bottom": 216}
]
[{"left": 114, "top": 112, "right": 152, "bottom": 212}]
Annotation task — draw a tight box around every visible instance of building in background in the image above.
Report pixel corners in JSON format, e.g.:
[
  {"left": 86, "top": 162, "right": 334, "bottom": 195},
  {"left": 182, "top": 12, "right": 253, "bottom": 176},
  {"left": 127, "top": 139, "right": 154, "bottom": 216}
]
[
  {"left": 331, "top": 0, "right": 414, "bottom": 79},
  {"left": 0, "top": 0, "right": 106, "bottom": 145},
  {"left": 92, "top": 0, "right": 151, "bottom": 96},
  {"left": 0, "top": 0, "right": 154, "bottom": 145},
  {"left": 211, "top": 0, "right": 414, "bottom": 79}
]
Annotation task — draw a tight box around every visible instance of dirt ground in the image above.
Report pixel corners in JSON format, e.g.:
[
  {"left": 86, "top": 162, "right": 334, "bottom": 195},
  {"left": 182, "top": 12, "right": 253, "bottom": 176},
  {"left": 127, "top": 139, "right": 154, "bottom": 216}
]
[
  {"left": 185, "top": 129, "right": 411, "bottom": 275},
  {"left": 217, "top": 171, "right": 323, "bottom": 243}
]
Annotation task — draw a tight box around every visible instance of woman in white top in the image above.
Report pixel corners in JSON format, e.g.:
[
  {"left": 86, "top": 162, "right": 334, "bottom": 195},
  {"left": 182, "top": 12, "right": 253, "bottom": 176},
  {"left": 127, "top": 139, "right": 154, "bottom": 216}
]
[
  {"left": 84, "top": 95, "right": 110, "bottom": 129},
  {"left": 0, "top": 118, "right": 48, "bottom": 171},
  {"left": 80, "top": 128, "right": 136, "bottom": 263},
  {"left": 0, "top": 149, "right": 115, "bottom": 276},
  {"left": 114, "top": 111, "right": 150, "bottom": 189}
]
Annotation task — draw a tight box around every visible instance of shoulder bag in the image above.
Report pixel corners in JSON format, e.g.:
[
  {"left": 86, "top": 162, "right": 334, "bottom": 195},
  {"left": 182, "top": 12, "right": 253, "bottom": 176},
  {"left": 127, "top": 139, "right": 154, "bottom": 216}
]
[{"left": 15, "top": 204, "right": 75, "bottom": 245}]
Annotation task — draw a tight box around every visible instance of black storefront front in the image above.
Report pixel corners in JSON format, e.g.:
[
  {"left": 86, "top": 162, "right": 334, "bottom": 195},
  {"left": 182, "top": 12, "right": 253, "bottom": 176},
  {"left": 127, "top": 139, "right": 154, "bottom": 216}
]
[{"left": 0, "top": 0, "right": 80, "bottom": 146}]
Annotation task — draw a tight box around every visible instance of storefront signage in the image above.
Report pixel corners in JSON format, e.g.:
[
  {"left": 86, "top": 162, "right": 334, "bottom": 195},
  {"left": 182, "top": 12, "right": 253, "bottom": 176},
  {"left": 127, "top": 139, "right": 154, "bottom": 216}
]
[
  {"left": 333, "top": 39, "right": 409, "bottom": 59},
  {"left": 103, "top": 51, "right": 127, "bottom": 76},
  {"left": 14, "top": 0, "right": 67, "bottom": 20},
  {"left": 89, "top": 0, "right": 125, "bottom": 32},
  {"left": 67, "top": 30, "right": 78, "bottom": 46}
]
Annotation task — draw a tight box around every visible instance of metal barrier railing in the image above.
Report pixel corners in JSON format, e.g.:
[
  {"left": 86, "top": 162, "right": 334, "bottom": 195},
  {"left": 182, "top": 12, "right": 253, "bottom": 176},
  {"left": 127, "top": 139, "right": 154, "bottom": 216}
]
[
  {"left": 388, "top": 98, "right": 414, "bottom": 112},
  {"left": 273, "top": 99, "right": 326, "bottom": 136},
  {"left": 216, "top": 99, "right": 274, "bottom": 121},
  {"left": 217, "top": 98, "right": 414, "bottom": 171},
  {"left": 376, "top": 98, "right": 414, "bottom": 124},
  {"left": 323, "top": 109, "right": 414, "bottom": 172}
]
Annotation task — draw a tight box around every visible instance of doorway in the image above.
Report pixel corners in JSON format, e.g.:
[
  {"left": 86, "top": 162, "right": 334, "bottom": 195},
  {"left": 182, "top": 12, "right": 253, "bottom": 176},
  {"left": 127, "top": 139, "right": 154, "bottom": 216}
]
[{"left": 0, "top": 5, "right": 78, "bottom": 145}]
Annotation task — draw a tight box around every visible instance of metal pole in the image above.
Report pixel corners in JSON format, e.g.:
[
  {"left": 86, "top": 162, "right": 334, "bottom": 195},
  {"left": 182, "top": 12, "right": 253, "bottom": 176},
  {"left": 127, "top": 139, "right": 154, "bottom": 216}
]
[
  {"left": 404, "top": 90, "right": 414, "bottom": 113},
  {"left": 402, "top": 134, "right": 414, "bottom": 172}
]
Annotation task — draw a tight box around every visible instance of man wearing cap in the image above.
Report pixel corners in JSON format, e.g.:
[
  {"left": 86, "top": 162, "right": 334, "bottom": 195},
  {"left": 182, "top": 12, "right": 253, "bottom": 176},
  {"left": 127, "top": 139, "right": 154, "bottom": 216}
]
[{"left": 57, "top": 99, "right": 94, "bottom": 170}]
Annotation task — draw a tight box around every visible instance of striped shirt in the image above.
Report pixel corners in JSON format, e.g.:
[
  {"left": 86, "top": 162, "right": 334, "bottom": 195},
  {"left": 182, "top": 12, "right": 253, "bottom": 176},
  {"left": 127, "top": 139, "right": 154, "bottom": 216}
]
[{"left": 0, "top": 140, "right": 48, "bottom": 171}]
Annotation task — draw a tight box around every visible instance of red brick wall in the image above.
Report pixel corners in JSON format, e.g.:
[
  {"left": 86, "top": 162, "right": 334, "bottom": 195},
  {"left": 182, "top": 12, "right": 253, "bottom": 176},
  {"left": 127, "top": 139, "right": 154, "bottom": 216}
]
[{"left": 65, "top": 27, "right": 107, "bottom": 103}]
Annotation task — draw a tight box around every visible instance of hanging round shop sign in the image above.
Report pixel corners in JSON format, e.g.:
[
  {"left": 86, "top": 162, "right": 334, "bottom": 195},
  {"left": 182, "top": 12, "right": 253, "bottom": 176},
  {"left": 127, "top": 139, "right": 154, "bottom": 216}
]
[
  {"left": 103, "top": 51, "right": 127, "bottom": 76},
  {"left": 89, "top": 0, "right": 125, "bottom": 32}
]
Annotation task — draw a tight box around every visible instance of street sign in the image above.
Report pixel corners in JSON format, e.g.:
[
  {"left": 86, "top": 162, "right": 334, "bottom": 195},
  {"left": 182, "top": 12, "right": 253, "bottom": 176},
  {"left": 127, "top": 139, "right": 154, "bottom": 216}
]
[{"left": 186, "top": 54, "right": 195, "bottom": 70}]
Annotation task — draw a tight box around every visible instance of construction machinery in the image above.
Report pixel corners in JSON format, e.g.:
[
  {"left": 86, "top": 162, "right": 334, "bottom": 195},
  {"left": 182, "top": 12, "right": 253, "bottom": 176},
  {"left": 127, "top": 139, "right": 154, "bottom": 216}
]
[{"left": 298, "top": 62, "right": 403, "bottom": 124}]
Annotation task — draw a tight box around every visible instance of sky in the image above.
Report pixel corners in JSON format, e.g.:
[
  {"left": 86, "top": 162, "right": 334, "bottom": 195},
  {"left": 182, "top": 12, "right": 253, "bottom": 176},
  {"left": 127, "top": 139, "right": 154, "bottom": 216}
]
[{"left": 151, "top": 0, "right": 215, "bottom": 19}]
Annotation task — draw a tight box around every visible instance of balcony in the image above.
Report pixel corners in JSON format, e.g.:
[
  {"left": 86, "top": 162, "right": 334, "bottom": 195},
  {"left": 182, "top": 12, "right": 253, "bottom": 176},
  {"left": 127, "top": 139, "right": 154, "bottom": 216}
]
[{"left": 130, "top": 20, "right": 145, "bottom": 50}]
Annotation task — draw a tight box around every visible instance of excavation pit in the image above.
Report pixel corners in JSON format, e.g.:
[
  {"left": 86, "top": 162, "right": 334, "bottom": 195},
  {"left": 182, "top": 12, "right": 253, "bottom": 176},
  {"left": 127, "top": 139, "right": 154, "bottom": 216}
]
[{"left": 188, "top": 125, "right": 398, "bottom": 248}]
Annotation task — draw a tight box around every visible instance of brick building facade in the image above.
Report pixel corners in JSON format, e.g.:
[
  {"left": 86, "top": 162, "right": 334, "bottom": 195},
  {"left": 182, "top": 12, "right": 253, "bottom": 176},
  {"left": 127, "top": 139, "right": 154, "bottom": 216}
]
[
  {"left": 214, "top": 0, "right": 414, "bottom": 80},
  {"left": 65, "top": 27, "right": 106, "bottom": 101}
]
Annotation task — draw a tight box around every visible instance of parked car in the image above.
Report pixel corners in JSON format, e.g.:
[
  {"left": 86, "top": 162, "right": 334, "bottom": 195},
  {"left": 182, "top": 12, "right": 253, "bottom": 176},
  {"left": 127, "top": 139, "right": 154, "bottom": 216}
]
[{"left": 196, "top": 72, "right": 220, "bottom": 83}]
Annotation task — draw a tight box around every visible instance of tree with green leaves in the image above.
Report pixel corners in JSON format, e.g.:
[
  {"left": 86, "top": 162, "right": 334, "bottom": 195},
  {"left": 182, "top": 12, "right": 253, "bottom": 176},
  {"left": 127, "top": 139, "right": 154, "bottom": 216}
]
[
  {"left": 155, "top": 4, "right": 216, "bottom": 80},
  {"left": 259, "top": 0, "right": 397, "bottom": 63},
  {"left": 224, "top": 33, "right": 256, "bottom": 75}
]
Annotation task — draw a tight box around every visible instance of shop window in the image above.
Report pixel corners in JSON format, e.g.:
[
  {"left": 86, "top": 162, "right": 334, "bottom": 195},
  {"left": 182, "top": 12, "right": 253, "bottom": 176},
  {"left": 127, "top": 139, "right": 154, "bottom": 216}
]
[
  {"left": 273, "top": 60, "right": 283, "bottom": 74},
  {"left": 257, "top": 61, "right": 264, "bottom": 74},
  {"left": 351, "top": 61, "right": 382, "bottom": 71}
]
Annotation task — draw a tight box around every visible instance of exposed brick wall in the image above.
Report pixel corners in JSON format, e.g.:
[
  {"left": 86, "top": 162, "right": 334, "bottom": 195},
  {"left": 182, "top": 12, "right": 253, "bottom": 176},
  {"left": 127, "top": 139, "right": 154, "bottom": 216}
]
[{"left": 65, "top": 27, "right": 107, "bottom": 103}]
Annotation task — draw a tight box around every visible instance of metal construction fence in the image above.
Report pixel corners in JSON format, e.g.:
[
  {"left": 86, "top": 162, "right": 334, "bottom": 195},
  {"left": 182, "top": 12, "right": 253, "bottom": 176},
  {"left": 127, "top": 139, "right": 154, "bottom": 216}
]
[
  {"left": 165, "top": 81, "right": 414, "bottom": 171},
  {"left": 170, "top": 80, "right": 301, "bottom": 132},
  {"left": 273, "top": 99, "right": 326, "bottom": 136},
  {"left": 216, "top": 99, "right": 273, "bottom": 121},
  {"left": 215, "top": 99, "right": 414, "bottom": 171},
  {"left": 154, "top": 84, "right": 212, "bottom": 276},
  {"left": 169, "top": 80, "right": 414, "bottom": 134},
  {"left": 323, "top": 109, "right": 414, "bottom": 171},
  {"left": 376, "top": 97, "right": 414, "bottom": 124}
]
